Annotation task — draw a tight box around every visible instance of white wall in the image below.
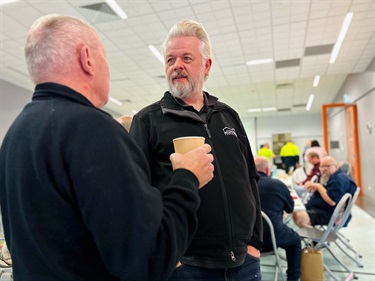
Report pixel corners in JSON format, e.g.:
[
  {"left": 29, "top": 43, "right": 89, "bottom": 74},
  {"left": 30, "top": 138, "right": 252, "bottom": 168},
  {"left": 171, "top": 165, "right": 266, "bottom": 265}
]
[
  {"left": 331, "top": 58, "right": 375, "bottom": 201},
  {"left": 242, "top": 114, "right": 324, "bottom": 162},
  {"left": 0, "top": 80, "right": 32, "bottom": 144}
]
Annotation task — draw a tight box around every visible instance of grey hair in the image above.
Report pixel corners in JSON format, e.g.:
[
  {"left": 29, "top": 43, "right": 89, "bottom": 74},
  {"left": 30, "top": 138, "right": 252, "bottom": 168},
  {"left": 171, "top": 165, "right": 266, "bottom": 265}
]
[
  {"left": 24, "top": 14, "right": 99, "bottom": 84},
  {"left": 162, "top": 19, "right": 212, "bottom": 61}
]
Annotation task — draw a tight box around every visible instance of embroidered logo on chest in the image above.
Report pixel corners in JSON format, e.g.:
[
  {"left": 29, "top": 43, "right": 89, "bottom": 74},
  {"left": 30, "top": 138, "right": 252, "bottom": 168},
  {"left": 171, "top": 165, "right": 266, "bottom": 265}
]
[{"left": 222, "top": 127, "right": 237, "bottom": 137}]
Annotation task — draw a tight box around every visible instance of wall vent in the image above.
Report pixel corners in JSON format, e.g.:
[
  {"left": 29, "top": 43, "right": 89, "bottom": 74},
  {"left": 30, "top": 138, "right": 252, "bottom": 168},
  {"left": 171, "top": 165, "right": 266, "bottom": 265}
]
[
  {"left": 305, "top": 44, "right": 334, "bottom": 56},
  {"left": 275, "top": 59, "right": 300, "bottom": 69}
]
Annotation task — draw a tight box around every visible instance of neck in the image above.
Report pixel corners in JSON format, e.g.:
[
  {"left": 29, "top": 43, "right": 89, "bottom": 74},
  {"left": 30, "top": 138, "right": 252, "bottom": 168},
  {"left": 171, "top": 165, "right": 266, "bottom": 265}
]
[{"left": 182, "top": 91, "right": 204, "bottom": 111}]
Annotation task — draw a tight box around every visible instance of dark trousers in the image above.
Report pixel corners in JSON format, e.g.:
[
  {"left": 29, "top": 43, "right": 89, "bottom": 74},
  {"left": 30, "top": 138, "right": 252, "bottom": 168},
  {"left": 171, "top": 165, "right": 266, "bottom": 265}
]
[
  {"left": 262, "top": 226, "right": 301, "bottom": 281},
  {"left": 169, "top": 254, "right": 261, "bottom": 281}
]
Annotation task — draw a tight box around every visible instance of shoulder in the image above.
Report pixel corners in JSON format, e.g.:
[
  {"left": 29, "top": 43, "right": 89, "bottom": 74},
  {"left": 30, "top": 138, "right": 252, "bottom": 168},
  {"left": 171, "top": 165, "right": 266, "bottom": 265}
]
[{"left": 135, "top": 100, "right": 162, "bottom": 119}]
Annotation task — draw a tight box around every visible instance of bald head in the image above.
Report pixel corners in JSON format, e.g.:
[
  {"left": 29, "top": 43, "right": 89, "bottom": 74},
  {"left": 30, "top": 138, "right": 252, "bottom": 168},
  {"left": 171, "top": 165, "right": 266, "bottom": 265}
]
[
  {"left": 319, "top": 156, "right": 338, "bottom": 176},
  {"left": 254, "top": 156, "right": 271, "bottom": 176}
]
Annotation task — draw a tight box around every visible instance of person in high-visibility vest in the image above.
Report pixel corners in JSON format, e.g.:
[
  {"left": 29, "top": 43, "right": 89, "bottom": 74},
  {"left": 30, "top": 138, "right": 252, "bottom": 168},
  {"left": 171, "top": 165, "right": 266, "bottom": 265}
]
[{"left": 280, "top": 140, "right": 300, "bottom": 173}]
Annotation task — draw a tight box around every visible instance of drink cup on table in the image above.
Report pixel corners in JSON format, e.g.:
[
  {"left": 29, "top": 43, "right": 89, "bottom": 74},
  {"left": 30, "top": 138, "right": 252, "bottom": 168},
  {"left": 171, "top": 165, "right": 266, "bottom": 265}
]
[{"left": 173, "top": 136, "right": 205, "bottom": 154}]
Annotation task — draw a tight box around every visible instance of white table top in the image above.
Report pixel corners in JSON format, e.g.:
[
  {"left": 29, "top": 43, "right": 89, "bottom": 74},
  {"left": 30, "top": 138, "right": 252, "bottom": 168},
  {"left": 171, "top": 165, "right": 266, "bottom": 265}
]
[{"left": 276, "top": 174, "right": 306, "bottom": 212}]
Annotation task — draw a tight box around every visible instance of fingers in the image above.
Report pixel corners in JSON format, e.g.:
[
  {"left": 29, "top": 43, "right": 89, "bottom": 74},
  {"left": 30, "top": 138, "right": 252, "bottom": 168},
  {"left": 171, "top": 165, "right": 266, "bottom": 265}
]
[{"left": 169, "top": 144, "right": 214, "bottom": 188}]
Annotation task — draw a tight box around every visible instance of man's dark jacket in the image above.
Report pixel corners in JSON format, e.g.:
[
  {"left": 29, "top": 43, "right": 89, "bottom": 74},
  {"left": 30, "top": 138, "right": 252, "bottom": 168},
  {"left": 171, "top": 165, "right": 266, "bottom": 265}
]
[
  {"left": 130, "top": 91, "right": 263, "bottom": 269},
  {"left": 0, "top": 83, "right": 202, "bottom": 281}
]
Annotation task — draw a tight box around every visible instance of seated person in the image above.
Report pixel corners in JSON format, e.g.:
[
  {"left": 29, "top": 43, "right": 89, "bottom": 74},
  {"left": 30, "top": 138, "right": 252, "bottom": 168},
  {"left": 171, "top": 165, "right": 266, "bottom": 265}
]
[
  {"left": 294, "top": 152, "right": 321, "bottom": 197},
  {"left": 304, "top": 140, "right": 327, "bottom": 174},
  {"left": 293, "top": 156, "right": 357, "bottom": 228},
  {"left": 254, "top": 156, "right": 301, "bottom": 281}
]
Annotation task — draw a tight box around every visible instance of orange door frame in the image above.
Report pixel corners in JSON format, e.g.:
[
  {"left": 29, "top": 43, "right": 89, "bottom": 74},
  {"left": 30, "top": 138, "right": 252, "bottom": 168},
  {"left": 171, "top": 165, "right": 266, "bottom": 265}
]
[{"left": 321, "top": 103, "right": 362, "bottom": 192}]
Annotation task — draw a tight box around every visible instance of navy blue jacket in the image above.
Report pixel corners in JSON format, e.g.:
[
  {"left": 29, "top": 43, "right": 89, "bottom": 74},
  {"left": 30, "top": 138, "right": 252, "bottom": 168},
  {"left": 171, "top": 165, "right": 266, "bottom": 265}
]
[
  {"left": 130, "top": 91, "right": 262, "bottom": 269},
  {"left": 257, "top": 172, "right": 294, "bottom": 240},
  {"left": 306, "top": 168, "right": 357, "bottom": 214},
  {"left": 0, "top": 83, "right": 201, "bottom": 281}
]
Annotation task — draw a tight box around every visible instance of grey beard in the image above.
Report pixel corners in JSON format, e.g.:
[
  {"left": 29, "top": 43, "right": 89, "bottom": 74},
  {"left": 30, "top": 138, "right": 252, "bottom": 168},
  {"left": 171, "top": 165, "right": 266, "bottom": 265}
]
[{"left": 169, "top": 81, "right": 194, "bottom": 100}]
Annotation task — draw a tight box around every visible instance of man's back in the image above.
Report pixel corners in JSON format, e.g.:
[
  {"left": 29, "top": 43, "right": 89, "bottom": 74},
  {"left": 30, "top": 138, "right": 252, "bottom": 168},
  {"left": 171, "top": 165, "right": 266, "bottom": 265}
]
[
  {"left": 257, "top": 173, "right": 293, "bottom": 237},
  {"left": 256, "top": 171, "right": 302, "bottom": 281}
]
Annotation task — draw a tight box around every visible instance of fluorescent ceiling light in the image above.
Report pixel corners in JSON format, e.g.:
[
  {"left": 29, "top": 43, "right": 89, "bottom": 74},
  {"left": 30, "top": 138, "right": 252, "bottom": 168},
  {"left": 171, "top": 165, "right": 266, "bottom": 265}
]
[
  {"left": 0, "top": 0, "right": 18, "bottom": 4},
  {"left": 106, "top": 0, "right": 127, "bottom": 20},
  {"left": 109, "top": 96, "right": 122, "bottom": 106},
  {"left": 247, "top": 107, "right": 277, "bottom": 113},
  {"left": 148, "top": 45, "right": 164, "bottom": 65},
  {"left": 262, "top": 107, "right": 277, "bottom": 112},
  {"left": 306, "top": 94, "right": 314, "bottom": 111},
  {"left": 246, "top": 58, "right": 273, "bottom": 66},
  {"left": 329, "top": 12, "right": 353, "bottom": 64},
  {"left": 313, "top": 75, "right": 320, "bottom": 87},
  {"left": 247, "top": 108, "right": 262, "bottom": 113}
]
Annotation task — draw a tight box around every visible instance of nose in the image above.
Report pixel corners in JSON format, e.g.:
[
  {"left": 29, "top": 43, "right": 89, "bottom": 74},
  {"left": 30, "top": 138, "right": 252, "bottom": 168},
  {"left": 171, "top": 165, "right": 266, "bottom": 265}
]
[{"left": 173, "top": 57, "right": 184, "bottom": 70}]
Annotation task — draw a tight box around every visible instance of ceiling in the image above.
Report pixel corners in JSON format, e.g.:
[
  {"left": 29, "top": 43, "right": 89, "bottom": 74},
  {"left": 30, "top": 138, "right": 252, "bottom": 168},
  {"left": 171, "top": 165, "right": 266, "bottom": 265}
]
[{"left": 1, "top": 0, "right": 374, "bottom": 119}]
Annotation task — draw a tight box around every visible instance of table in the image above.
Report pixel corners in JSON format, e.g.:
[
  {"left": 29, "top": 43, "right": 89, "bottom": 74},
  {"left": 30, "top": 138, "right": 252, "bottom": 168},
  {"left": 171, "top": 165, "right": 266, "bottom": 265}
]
[
  {"left": 290, "top": 188, "right": 306, "bottom": 212},
  {"left": 277, "top": 174, "right": 306, "bottom": 212}
]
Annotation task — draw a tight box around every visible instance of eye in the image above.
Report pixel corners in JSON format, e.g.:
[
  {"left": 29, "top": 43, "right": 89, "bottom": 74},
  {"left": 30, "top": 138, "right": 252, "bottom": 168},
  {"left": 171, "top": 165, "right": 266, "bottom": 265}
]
[
  {"left": 166, "top": 57, "right": 175, "bottom": 65},
  {"left": 183, "top": 56, "right": 192, "bottom": 62}
]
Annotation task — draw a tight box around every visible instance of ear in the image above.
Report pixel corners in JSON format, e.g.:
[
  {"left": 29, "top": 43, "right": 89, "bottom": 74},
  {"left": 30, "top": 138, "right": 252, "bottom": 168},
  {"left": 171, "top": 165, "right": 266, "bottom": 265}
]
[
  {"left": 80, "top": 45, "right": 95, "bottom": 76},
  {"left": 266, "top": 166, "right": 271, "bottom": 176},
  {"left": 204, "top": 58, "right": 212, "bottom": 75}
]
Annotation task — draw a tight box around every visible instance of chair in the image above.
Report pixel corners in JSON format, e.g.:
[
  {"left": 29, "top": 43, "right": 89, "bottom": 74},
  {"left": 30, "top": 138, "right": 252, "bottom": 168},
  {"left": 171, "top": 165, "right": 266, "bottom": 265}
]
[
  {"left": 260, "top": 211, "right": 286, "bottom": 281},
  {"left": 297, "top": 193, "right": 353, "bottom": 281},
  {"left": 339, "top": 162, "right": 351, "bottom": 176},
  {"left": 328, "top": 187, "right": 363, "bottom": 268}
]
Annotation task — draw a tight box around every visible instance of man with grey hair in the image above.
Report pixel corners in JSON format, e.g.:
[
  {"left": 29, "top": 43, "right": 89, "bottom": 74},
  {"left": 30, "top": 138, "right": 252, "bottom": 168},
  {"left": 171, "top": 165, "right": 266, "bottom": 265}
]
[
  {"left": 130, "top": 20, "right": 262, "bottom": 280},
  {"left": 0, "top": 15, "right": 215, "bottom": 281}
]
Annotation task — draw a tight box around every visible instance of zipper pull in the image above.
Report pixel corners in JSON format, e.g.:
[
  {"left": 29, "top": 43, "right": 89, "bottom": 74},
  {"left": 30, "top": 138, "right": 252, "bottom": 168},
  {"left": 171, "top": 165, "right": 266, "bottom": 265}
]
[
  {"left": 230, "top": 251, "right": 236, "bottom": 261},
  {"left": 204, "top": 124, "right": 212, "bottom": 139}
]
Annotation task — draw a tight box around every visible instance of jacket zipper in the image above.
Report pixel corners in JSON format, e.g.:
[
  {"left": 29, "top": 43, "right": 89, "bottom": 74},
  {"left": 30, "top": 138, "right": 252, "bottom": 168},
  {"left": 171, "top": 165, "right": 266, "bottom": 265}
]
[{"left": 204, "top": 123, "right": 236, "bottom": 263}]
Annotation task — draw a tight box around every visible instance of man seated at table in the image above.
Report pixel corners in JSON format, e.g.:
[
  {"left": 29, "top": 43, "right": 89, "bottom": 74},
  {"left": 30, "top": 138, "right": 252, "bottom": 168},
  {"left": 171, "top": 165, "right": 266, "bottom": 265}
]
[
  {"left": 294, "top": 151, "right": 321, "bottom": 197},
  {"left": 293, "top": 156, "right": 357, "bottom": 228},
  {"left": 254, "top": 156, "right": 301, "bottom": 281}
]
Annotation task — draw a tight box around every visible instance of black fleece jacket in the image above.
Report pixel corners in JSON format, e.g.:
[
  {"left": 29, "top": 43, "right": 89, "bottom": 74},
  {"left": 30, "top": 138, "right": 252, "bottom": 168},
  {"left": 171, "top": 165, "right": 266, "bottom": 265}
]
[
  {"left": 0, "top": 83, "right": 201, "bottom": 281},
  {"left": 130, "top": 91, "right": 263, "bottom": 269}
]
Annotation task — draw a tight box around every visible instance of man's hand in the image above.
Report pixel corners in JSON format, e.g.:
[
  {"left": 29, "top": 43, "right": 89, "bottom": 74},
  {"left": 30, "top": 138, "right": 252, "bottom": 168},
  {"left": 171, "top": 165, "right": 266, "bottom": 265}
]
[{"left": 170, "top": 144, "right": 214, "bottom": 188}]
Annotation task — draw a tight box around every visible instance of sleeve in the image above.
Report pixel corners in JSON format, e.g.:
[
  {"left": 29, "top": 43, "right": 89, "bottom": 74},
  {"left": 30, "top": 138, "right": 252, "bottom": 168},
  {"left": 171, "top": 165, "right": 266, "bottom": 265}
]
[
  {"left": 236, "top": 117, "right": 263, "bottom": 249},
  {"left": 67, "top": 115, "right": 200, "bottom": 281},
  {"left": 248, "top": 176, "right": 264, "bottom": 250},
  {"left": 128, "top": 114, "right": 152, "bottom": 163}
]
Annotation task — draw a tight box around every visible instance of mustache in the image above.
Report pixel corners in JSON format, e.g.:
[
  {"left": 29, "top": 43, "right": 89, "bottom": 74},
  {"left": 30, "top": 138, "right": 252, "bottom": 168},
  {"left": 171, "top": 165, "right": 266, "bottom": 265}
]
[{"left": 171, "top": 71, "right": 188, "bottom": 79}]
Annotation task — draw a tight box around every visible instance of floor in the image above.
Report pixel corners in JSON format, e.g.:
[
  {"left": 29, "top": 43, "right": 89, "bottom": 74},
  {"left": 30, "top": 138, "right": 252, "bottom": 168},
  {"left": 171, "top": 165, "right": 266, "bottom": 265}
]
[
  {"left": 1, "top": 204, "right": 374, "bottom": 281},
  {"left": 356, "top": 194, "right": 375, "bottom": 219},
  {"left": 261, "top": 204, "right": 375, "bottom": 280}
]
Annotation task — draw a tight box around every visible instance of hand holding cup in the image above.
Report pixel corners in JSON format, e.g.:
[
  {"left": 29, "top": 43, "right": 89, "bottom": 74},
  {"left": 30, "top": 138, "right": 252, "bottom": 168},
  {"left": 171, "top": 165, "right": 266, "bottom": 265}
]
[{"left": 170, "top": 137, "right": 214, "bottom": 188}]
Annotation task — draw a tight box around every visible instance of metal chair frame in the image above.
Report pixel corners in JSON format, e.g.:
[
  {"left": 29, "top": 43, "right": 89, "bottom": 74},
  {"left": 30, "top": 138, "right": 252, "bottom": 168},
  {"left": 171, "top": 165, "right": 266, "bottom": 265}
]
[
  {"left": 260, "top": 211, "right": 286, "bottom": 281},
  {"left": 322, "top": 187, "right": 363, "bottom": 268},
  {"left": 297, "top": 193, "right": 354, "bottom": 281}
]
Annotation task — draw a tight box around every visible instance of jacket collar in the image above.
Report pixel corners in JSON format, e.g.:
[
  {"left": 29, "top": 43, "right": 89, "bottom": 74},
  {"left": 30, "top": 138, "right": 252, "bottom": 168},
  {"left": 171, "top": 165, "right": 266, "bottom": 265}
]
[
  {"left": 160, "top": 91, "right": 219, "bottom": 122},
  {"left": 33, "top": 82, "right": 94, "bottom": 108}
]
